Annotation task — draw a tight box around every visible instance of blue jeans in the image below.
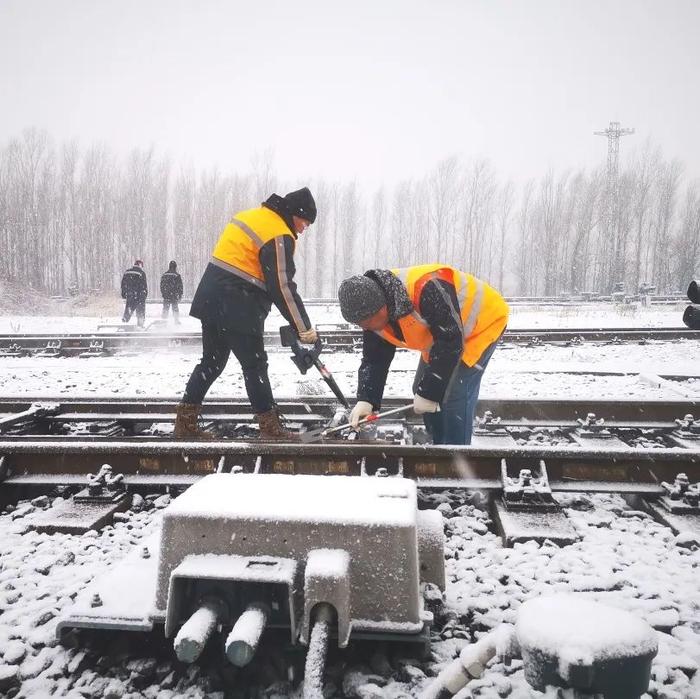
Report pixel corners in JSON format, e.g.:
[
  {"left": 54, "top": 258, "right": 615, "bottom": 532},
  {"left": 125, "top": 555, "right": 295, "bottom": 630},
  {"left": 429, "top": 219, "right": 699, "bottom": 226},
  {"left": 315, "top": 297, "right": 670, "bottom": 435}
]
[{"left": 414, "top": 339, "right": 500, "bottom": 445}]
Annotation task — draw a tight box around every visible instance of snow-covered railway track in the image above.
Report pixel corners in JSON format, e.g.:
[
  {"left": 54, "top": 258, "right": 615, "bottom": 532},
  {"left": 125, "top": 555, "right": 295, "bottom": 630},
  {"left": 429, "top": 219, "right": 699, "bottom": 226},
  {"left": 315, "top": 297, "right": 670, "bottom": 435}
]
[
  {"left": 1, "top": 326, "right": 698, "bottom": 356},
  {"left": 0, "top": 396, "right": 697, "bottom": 495},
  {"left": 1, "top": 402, "right": 700, "bottom": 697},
  {"left": 0, "top": 395, "right": 697, "bottom": 423}
]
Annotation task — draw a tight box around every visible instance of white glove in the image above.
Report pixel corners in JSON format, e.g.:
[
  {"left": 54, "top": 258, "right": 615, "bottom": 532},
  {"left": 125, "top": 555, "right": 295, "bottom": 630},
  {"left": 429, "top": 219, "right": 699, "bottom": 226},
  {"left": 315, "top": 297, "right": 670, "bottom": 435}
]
[
  {"left": 413, "top": 394, "right": 440, "bottom": 415},
  {"left": 298, "top": 327, "right": 318, "bottom": 343},
  {"left": 349, "top": 400, "right": 374, "bottom": 429}
]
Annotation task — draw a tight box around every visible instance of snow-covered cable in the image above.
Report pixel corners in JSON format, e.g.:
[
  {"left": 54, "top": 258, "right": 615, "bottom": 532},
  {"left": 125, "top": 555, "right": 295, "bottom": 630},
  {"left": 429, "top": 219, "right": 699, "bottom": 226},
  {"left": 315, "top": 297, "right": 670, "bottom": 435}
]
[
  {"left": 421, "top": 625, "right": 516, "bottom": 699},
  {"left": 302, "top": 603, "right": 334, "bottom": 699}
]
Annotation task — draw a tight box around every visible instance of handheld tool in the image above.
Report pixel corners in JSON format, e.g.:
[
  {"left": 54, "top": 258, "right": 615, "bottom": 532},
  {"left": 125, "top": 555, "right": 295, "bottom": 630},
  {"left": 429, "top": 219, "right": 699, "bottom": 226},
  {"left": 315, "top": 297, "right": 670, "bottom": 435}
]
[
  {"left": 300, "top": 404, "right": 413, "bottom": 443},
  {"left": 280, "top": 325, "right": 350, "bottom": 409}
]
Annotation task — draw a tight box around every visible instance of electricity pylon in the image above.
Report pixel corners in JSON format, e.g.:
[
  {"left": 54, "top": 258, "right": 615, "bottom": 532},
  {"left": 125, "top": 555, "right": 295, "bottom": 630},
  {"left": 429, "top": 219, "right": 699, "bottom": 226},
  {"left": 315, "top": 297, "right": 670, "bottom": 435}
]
[{"left": 594, "top": 121, "right": 634, "bottom": 291}]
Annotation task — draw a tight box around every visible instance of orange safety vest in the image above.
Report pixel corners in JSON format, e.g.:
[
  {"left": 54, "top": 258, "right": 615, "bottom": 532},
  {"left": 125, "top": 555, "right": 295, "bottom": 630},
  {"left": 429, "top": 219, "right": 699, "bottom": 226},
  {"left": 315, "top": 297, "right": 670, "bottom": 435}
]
[
  {"left": 210, "top": 207, "right": 295, "bottom": 291},
  {"left": 377, "top": 264, "right": 509, "bottom": 367}
]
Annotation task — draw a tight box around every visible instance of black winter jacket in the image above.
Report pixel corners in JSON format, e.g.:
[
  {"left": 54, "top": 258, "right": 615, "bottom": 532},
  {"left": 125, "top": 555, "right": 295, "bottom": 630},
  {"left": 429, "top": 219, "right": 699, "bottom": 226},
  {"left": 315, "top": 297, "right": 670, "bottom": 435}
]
[
  {"left": 189, "top": 195, "right": 311, "bottom": 336},
  {"left": 121, "top": 266, "right": 148, "bottom": 303},
  {"left": 160, "top": 270, "right": 183, "bottom": 301}
]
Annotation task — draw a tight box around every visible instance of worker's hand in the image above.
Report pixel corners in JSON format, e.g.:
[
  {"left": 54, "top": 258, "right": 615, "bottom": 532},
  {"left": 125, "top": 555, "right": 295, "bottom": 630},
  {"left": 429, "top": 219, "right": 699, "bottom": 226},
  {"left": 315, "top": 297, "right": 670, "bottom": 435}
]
[
  {"left": 298, "top": 327, "right": 318, "bottom": 344},
  {"left": 413, "top": 394, "right": 440, "bottom": 415},
  {"left": 349, "top": 400, "right": 374, "bottom": 429}
]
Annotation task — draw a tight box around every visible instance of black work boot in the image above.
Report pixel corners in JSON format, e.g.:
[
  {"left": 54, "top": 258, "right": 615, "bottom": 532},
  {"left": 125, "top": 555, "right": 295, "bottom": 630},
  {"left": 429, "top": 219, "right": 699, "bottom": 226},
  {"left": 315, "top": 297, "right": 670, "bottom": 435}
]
[
  {"left": 256, "top": 409, "right": 298, "bottom": 441},
  {"left": 174, "top": 402, "right": 214, "bottom": 440}
]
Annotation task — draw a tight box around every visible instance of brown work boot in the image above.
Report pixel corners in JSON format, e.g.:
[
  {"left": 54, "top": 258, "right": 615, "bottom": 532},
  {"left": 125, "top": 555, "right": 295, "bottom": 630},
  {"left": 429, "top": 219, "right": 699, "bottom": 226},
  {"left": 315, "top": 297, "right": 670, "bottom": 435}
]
[
  {"left": 174, "top": 402, "right": 214, "bottom": 439},
  {"left": 256, "top": 408, "right": 298, "bottom": 441}
]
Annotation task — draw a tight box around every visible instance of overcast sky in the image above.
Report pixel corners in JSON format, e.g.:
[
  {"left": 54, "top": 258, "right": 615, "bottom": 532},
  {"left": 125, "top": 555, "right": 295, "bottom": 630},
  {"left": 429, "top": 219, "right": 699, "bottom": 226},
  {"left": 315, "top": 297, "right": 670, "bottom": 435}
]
[{"left": 1, "top": 0, "right": 698, "bottom": 188}]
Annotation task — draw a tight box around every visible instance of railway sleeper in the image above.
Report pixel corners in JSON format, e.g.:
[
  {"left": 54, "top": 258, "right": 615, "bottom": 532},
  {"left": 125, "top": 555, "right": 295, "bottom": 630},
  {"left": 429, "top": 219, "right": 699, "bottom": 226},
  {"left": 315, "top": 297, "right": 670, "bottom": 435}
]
[{"left": 491, "top": 459, "right": 580, "bottom": 547}]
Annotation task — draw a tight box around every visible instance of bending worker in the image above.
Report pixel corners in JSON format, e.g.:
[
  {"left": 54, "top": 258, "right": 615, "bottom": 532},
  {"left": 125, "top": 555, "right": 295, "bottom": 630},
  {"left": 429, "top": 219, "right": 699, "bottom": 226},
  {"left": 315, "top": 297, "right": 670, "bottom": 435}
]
[
  {"left": 175, "top": 187, "right": 318, "bottom": 440},
  {"left": 338, "top": 265, "right": 508, "bottom": 445}
]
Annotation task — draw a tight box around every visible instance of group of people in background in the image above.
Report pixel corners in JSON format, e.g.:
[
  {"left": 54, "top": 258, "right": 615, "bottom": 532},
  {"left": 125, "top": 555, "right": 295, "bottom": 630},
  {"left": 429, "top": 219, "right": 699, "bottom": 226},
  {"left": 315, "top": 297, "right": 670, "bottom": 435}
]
[
  {"left": 120, "top": 259, "right": 184, "bottom": 327},
  {"left": 157, "top": 186, "right": 509, "bottom": 446}
]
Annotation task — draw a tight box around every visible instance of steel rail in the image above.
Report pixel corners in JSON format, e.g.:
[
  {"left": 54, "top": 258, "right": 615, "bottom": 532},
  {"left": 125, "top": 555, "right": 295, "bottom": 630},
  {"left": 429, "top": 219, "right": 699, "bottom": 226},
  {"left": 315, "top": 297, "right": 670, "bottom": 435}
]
[
  {"left": 0, "top": 397, "right": 697, "bottom": 423},
  {"left": 0, "top": 439, "right": 697, "bottom": 487}
]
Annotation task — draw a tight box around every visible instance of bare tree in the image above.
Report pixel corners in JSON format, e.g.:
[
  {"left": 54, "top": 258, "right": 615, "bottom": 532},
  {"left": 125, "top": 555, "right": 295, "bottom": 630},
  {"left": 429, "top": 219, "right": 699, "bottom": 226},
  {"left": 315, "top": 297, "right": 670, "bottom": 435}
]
[
  {"left": 496, "top": 181, "right": 514, "bottom": 290},
  {"left": 650, "top": 159, "right": 683, "bottom": 292},
  {"left": 514, "top": 180, "right": 535, "bottom": 295},
  {"left": 427, "top": 157, "right": 460, "bottom": 263},
  {"left": 1, "top": 129, "right": 697, "bottom": 301},
  {"left": 673, "top": 182, "right": 700, "bottom": 290}
]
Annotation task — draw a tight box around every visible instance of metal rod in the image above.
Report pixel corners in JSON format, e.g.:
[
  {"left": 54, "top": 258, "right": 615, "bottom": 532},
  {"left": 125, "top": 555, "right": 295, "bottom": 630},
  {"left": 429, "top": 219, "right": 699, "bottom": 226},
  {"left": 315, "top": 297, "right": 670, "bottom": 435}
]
[
  {"left": 320, "top": 404, "right": 414, "bottom": 438},
  {"left": 173, "top": 597, "right": 225, "bottom": 664}
]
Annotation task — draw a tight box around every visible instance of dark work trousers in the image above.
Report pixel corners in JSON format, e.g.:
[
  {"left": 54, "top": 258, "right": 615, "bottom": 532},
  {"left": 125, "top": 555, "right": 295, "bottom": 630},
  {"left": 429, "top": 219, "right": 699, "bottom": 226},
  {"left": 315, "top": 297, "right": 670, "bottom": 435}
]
[
  {"left": 183, "top": 319, "right": 274, "bottom": 413},
  {"left": 414, "top": 337, "right": 501, "bottom": 445},
  {"left": 162, "top": 300, "right": 180, "bottom": 322},
  {"left": 123, "top": 300, "right": 146, "bottom": 327}
]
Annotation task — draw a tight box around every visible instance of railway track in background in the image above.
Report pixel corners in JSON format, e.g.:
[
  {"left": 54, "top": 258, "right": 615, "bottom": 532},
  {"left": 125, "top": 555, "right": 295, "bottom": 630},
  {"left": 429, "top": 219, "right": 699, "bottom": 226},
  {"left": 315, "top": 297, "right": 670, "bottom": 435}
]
[{"left": 0, "top": 326, "right": 698, "bottom": 356}]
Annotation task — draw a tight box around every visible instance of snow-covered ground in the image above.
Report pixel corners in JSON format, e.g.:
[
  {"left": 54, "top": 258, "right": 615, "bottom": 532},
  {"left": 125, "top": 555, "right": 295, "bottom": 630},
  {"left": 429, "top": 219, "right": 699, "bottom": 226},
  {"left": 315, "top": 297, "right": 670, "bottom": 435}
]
[
  {"left": 0, "top": 301, "right": 690, "bottom": 335},
  {"left": 0, "top": 304, "right": 698, "bottom": 698},
  {"left": 0, "top": 338, "right": 698, "bottom": 402},
  {"left": 2, "top": 490, "right": 700, "bottom": 698},
  {"left": 0, "top": 305, "right": 697, "bottom": 401}
]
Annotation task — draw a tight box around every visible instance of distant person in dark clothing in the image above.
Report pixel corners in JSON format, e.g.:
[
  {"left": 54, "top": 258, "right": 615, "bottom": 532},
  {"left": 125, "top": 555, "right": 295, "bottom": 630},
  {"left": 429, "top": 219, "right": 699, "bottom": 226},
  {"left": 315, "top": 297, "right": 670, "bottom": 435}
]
[
  {"left": 121, "top": 259, "right": 148, "bottom": 328},
  {"left": 160, "top": 260, "right": 183, "bottom": 324},
  {"left": 174, "top": 187, "right": 318, "bottom": 440}
]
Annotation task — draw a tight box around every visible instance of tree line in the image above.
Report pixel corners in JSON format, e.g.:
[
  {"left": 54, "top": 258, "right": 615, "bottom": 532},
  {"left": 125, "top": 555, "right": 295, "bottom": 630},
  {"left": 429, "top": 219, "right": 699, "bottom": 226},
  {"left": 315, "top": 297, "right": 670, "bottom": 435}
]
[{"left": 0, "top": 128, "right": 698, "bottom": 299}]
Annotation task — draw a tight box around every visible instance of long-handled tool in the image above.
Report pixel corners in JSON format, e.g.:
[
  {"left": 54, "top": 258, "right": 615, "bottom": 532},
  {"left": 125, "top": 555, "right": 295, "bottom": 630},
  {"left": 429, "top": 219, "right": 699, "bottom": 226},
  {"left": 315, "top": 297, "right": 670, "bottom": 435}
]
[
  {"left": 280, "top": 326, "right": 349, "bottom": 409},
  {"left": 300, "top": 404, "right": 413, "bottom": 443}
]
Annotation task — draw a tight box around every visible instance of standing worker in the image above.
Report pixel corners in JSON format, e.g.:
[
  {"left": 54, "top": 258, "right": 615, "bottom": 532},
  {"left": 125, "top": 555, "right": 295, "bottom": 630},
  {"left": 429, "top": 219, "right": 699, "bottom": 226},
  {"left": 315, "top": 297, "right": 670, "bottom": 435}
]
[
  {"left": 121, "top": 259, "right": 148, "bottom": 328},
  {"left": 160, "top": 260, "right": 183, "bottom": 324},
  {"left": 174, "top": 187, "right": 318, "bottom": 440},
  {"left": 338, "top": 265, "right": 508, "bottom": 445}
]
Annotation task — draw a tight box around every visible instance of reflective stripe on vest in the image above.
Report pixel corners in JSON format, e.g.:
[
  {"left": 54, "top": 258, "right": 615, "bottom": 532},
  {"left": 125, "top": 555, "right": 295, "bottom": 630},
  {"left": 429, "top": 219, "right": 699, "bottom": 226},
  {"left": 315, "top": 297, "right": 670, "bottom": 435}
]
[
  {"left": 209, "top": 257, "right": 267, "bottom": 291},
  {"left": 231, "top": 217, "right": 265, "bottom": 247},
  {"left": 210, "top": 206, "right": 294, "bottom": 290}
]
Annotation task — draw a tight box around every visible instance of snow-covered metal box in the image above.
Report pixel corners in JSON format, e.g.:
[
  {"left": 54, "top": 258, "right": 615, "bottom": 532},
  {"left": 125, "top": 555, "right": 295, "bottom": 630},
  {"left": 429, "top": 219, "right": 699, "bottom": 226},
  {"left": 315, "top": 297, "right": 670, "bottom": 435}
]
[
  {"left": 155, "top": 473, "right": 443, "bottom": 646},
  {"left": 59, "top": 473, "right": 444, "bottom": 656}
]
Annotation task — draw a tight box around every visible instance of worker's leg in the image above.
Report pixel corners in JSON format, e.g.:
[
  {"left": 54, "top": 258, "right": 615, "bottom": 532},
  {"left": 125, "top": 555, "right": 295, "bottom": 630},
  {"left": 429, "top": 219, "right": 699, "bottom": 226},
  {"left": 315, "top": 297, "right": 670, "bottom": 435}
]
[
  {"left": 227, "top": 331, "right": 274, "bottom": 413},
  {"left": 439, "top": 340, "right": 500, "bottom": 445},
  {"left": 136, "top": 301, "right": 146, "bottom": 328},
  {"left": 182, "top": 320, "right": 230, "bottom": 404}
]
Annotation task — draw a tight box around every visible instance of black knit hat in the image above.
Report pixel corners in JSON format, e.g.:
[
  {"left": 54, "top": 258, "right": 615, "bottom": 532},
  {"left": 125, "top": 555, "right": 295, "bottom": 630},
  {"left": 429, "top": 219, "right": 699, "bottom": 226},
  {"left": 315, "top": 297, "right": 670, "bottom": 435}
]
[
  {"left": 338, "top": 275, "right": 386, "bottom": 323},
  {"left": 284, "top": 187, "right": 317, "bottom": 223}
]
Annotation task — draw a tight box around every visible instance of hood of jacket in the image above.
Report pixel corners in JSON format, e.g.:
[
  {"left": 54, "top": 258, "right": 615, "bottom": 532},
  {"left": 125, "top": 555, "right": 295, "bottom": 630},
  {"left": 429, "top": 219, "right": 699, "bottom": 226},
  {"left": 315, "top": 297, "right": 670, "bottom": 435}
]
[
  {"left": 262, "top": 194, "right": 297, "bottom": 238},
  {"left": 365, "top": 269, "right": 414, "bottom": 320}
]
